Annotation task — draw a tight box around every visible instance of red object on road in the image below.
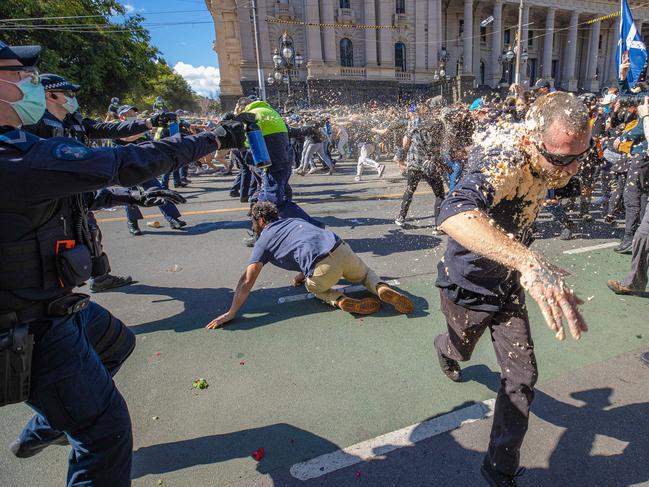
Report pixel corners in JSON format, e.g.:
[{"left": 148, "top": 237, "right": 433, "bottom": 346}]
[{"left": 252, "top": 447, "right": 265, "bottom": 461}]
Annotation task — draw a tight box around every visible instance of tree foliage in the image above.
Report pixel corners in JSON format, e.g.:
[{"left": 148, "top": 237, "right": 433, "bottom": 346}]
[{"left": 0, "top": 0, "right": 199, "bottom": 114}]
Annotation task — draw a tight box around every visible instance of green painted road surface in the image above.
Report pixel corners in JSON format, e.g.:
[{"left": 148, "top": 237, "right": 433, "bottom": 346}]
[
  {"left": 126, "top": 252, "right": 646, "bottom": 485},
  {"left": 0, "top": 166, "right": 646, "bottom": 487}
]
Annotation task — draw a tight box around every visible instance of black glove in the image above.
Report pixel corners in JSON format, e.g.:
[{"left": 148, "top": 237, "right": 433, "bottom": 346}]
[
  {"left": 150, "top": 111, "right": 178, "bottom": 127},
  {"left": 130, "top": 188, "right": 187, "bottom": 207},
  {"left": 212, "top": 120, "right": 246, "bottom": 149},
  {"left": 235, "top": 112, "right": 257, "bottom": 125}
]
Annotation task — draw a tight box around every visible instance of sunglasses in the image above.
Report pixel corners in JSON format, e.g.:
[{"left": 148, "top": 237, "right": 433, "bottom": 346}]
[
  {"left": 51, "top": 90, "right": 77, "bottom": 98},
  {"left": 0, "top": 65, "right": 40, "bottom": 85},
  {"left": 535, "top": 139, "right": 595, "bottom": 167}
]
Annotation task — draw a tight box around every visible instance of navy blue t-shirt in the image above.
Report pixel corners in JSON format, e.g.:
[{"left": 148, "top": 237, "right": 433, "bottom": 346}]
[
  {"left": 248, "top": 218, "right": 339, "bottom": 276},
  {"left": 435, "top": 134, "right": 548, "bottom": 311}
]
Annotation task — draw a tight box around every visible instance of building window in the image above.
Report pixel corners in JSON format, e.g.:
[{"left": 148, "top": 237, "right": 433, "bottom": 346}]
[
  {"left": 551, "top": 59, "right": 559, "bottom": 80},
  {"left": 459, "top": 20, "right": 464, "bottom": 36},
  {"left": 340, "top": 38, "right": 354, "bottom": 67},
  {"left": 395, "top": 0, "right": 405, "bottom": 15},
  {"left": 480, "top": 26, "right": 487, "bottom": 44},
  {"left": 504, "top": 28, "right": 511, "bottom": 45},
  {"left": 339, "top": 0, "right": 350, "bottom": 8},
  {"left": 599, "top": 34, "right": 603, "bottom": 50},
  {"left": 395, "top": 42, "right": 406, "bottom": 71},
  {"left": 479, "top": 61, "right": 485, "bottom": 84},
  {"left": 528, "top": 30, "right": 534, "bottom": 47}
]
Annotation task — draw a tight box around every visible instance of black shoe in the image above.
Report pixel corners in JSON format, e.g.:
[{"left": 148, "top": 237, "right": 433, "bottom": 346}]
[
  {"left": 181, "top": 178, "right": 191, "bottom": 184},
  {"left": 480, "top": 457, "right": 526, "bottom": 487},
  {"left": 90, "top": 274, "right": 133, "bottom": 293},
  {"left": 613, "top": 241, "right": 633, "bottom": 254},
  {"left": 240, "top": 196, "right": 249, "bottom": 203},
  {"left": 229, "top": 191, "right": 240, "bottom": 198},
  {"left": 169, "top": 218, "right": 187, "bottom": 230},
  {"left": 173, "top": 182, "right": 188, "bottom": 188},
  {"left": 434, "top": 335, "right": 461, "bottom": 382},
  {"left": 127, "top": 221, "right": 142, "bottom": 236},
  {"left": 641, "top": 351, "right": 649, "bottom": 366},
  {"left": 10, "top": 433, "right": 69, "bottom": 459}
]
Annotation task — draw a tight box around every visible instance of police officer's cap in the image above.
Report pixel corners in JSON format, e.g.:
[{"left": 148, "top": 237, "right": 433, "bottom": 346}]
[
  {"left": 0, "top": 39, "right": 40, "bottom": 66},
  {"left": 117, "top": 105, "right": 138, "bottom": 116},
  {"left": 40, "top": 73, "right": 80, "bottom": 92}
]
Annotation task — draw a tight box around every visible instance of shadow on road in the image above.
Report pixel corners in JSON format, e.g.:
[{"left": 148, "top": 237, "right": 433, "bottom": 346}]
[
  {"left": 346, "top": 229, "right": 442, "bottom": 256},
  {"left": 131, "top": 423, "right": 346, "bottom": 480}
]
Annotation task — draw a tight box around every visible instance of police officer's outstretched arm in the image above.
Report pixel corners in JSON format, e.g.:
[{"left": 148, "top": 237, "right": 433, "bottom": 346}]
[{"left": 4, "top": 120, "right": 245, "bottom": 202}]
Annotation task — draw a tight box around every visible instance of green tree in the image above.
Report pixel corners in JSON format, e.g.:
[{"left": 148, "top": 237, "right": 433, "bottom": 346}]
[{"left": 0, "top": 0, "right": 197, "bottom": 114}]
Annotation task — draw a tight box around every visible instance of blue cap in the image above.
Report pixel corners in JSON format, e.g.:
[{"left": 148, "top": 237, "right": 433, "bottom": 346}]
[
  {"left": 409, "top": 104, "right": 417, "bottom": 113},
  {"left": 0, "top": 40, "right": 40, "bottom": 66},
  {"left": 40, "top": 73, "right": 80, "bottom": 92}
]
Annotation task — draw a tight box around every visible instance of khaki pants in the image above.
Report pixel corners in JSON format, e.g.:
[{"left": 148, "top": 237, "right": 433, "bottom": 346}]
[{"left": 305, "top": 242, "right": 382, "bottom": 306}]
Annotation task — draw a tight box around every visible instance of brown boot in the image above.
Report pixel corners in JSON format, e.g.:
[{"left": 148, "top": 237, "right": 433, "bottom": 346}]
[
  {"left": 377, "top": 284, "right": 414, "bottom": 314},
  {"left": 607, "top": 280, "right": 645, "bottom": 296},
  {"left": 336, "top": 296, "right": 380, "bottom": 315}
]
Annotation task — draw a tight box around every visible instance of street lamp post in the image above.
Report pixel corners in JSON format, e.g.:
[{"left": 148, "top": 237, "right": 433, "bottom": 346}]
[
  {"left": 438, "top": 47, "right": 450, "bottom": 100},
  {"left": 272, "top": 31, "right": 304, "bottom": 107}
]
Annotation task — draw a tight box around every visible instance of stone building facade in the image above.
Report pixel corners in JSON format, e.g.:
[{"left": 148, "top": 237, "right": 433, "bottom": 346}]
[{"left": 205, "top": 0, "right": 649, "bottom": 108}]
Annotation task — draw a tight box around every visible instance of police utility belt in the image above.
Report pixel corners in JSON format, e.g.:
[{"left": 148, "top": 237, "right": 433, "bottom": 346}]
[{"left": 0, "top": 240, "right": 91, "bottom": 407}]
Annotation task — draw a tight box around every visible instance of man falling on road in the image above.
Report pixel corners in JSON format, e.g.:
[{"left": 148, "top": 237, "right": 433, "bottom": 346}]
[
  {"left": 433, "top": 92, "right": 590, "bottom": 486},
  {"left": 206, "top": 202, "right": 413, "bottom": 329}
]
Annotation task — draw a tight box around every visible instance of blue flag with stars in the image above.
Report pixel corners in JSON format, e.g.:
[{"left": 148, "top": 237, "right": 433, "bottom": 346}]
[{"left": 616, "top": 0, "right": 647, "bottom": 87}]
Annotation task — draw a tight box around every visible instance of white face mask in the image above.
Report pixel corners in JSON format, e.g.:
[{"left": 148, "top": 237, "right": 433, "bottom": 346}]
[{"left": 62, "top": 95, "right": 79, "bottom": 114}]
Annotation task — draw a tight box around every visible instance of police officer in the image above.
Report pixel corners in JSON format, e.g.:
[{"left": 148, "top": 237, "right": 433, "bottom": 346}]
[
  {"left": 0, "top": 40, "right": 244, "bottom": 486},
  {"left": 24, "top": 73, "right": 165, "bottom": 292},
  {"left": 234, "top": 96, "right": 321, "bottom": 239},
  {"left": 115, "top": 104, "right": 188, "bottom": 232}
]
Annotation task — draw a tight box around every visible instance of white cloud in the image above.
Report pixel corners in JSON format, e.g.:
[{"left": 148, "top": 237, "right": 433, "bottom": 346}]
[
  {"left": 124, "top": 3, "right": 135, "bottom": 13},
  {"left": 173, "top": 62, "right": 221, "bottom": 99}
]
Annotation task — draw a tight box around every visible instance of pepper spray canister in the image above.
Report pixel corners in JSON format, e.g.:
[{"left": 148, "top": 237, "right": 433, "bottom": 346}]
[{"left": 246, "top": 122, "right": 272, "bottom": 169}]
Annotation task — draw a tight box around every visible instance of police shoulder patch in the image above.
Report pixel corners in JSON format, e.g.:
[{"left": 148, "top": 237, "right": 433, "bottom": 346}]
[{"left": 52, "top": 142, "right": 93, "bottom": 161}]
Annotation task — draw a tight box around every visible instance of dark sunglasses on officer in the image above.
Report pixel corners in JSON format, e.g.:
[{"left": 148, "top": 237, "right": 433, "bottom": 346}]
[{"left": 535, "top": 138, "right": 595, "bottom": 167}]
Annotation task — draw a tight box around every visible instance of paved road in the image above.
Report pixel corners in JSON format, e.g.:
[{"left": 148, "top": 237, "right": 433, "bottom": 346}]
[{"left": 1, "top": 161, "right": 647, "bottom": 486}]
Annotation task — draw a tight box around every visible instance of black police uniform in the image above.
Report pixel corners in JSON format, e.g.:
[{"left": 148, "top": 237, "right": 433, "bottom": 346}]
[{"left": 0, "top": 124, "right": 220, "bottom": 486}]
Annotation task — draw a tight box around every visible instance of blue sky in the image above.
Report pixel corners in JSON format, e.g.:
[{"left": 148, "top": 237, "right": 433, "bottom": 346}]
[{"left": 115, "top": 0, "right": 221, "bottom": 97}]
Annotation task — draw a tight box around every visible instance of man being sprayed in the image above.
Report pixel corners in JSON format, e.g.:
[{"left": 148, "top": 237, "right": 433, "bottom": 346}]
[
  {"left": 433, "top": 92, "right": 590, "bottom": 486},
  {"left": 206, "top": 202, "right": 413, "bottom": 328}
]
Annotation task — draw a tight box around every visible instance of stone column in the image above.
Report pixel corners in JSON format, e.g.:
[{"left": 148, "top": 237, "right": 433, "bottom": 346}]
[
  {"left": 365, "top": 0, "right": 378, "bottom": 67},
  {"left": 541, "top": 7, "right": 555, "bottom": 80},
  {"left": 237, "top": 3, "right": 255, "bottom": 66},
  {"left": 563, "top": 11, "right": 579, "bottom": 91},
  {"left": 428, "top": 0, "right": 442, "bottom": 71},
  {"left": 415, "top": 0, "right": 427, "bottom": 72},
  {"left": 490, "top": 1, "right": 503, "bottom": 86},
  {"left": 587, "top": 20, "right": 601, "bottom": 91},
  {"left": 520, "top": 5, "right": 530, "bottom": 86},
  {"left": 606, "top": 17, "right": 621, "bottom": 84},
  {"left": 472, "top": 11, "right": 481, "bottom": 82},
  {"left": 306, "top": 0, "right": 323, "bottom": 69},
  {"left": 378, "top": 0, "right": 394, "bottom": 68},
  {"left": 321, "top": 0, "right": 337, "bottom": 65},
  {"left": 463, "top": 0, "right": 473, "bottom": 73}
]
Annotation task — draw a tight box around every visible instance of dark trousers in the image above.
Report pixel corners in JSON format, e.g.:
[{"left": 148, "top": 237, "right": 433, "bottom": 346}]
[
  {"left": 20, "top": 302, "right": 135, "bottom": 486},
  {"left": 399, "top": 169, "right": 445, "bottom": 221},
  {"left": 160, "top": 165, "right": 188, "bottom": 188},
  {"left": 260, "top": 166, "right": 322, "bottom": 227},
  {"left": 607, "top": 172, "right": 627, "bottom": 217},
  {"left": 435, "top": 290, "right": 537, "bottom": 475},
  {"left": 622, "top": 205, "right": 649, "bottom": 290},
  {"left": 623, "top": 159, "right": 648, "bottom": 244},
  {"left": 125, "top": 178, "right": 181, "bottom": 223}
]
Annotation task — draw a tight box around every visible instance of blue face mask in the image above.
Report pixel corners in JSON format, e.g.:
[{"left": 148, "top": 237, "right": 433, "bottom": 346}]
[
  {"left": 0, "top": 76, "right": 46, "bottom": 126},
  {"left": 62, "top": 95, "right": 79, "bottom": 114}
]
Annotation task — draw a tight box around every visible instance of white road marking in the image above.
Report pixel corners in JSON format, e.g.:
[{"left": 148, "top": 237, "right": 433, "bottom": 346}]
[
  {"left": 563, "top": 242, "right": 619, "bottom": 254},
  {"left": 289, "top": 398, "right": 496, "bottom": 481},
  {"left": 277, "top": 280, "right": 400, "bottom": 304}
]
